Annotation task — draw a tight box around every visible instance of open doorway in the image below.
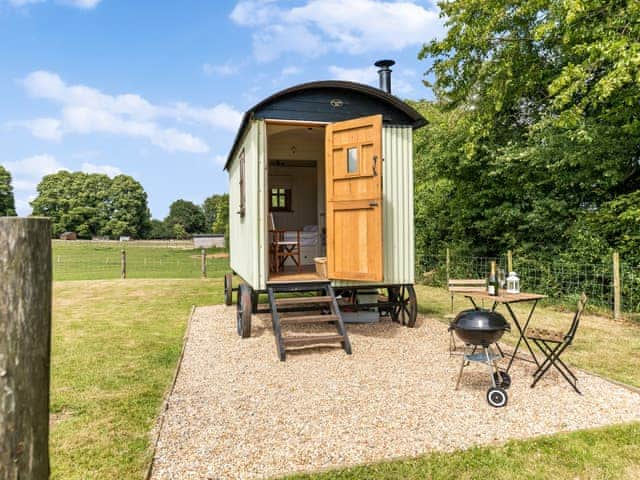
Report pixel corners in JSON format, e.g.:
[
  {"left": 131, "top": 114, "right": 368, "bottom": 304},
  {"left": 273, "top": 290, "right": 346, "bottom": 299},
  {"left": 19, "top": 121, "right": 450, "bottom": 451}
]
[{"left": 266, "top": 122, "right": 326, "bottom": 282}]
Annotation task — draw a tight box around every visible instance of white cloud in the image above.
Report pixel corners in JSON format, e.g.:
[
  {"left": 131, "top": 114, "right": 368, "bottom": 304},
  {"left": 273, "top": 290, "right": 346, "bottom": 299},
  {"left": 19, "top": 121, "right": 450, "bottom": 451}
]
[
  {"left": 81, "top": 162, "right": 122, "bottom": 177},
  {"left": 16, "top": 70, "right": 243, "bottom": 153},
  {"left": 213, "top": 154, "right": 226, "bottom": 166},
  {"left": 4, "top": 117, "right": 63, "bottom": 141},
  {"left": 329, "top": 65, "right": 377, "bottom": 84},
  {"left": 4, "top": 154, "right": 67, "bottom": 177},
  {"left": 57, "top": 0, "right": 101, "bottom": 8},
  {"left": 8, "top": 0, "right": 44, "bottom": 6},
  {"left": 230, "top": 0, "right": 444, "bottom": 62},
  {"left": 12, "top": 179, "right": 39, "bottom": 191},
  {"left": 252, "top": 23, "right": 326, "bottom": 63},
  {"left": 203, "top": 61, "right": 240, "bottom": 77},
  {"left": 281, "top": 66, "right": 302, "bottom": 76},
  {"left": 7, "top": 0, "right": 101, "bottom": 8},
  {"left": 229, "top": 0, "right": 279, "bottom": 27}
]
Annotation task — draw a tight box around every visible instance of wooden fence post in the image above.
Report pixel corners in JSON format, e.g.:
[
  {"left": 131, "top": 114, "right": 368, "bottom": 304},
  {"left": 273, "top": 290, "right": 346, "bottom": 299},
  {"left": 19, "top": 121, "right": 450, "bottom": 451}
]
[
  {"left": 0, "top": 217, "right": 52, "bottom": 479},
  {"left": 121, "top": 249, "right": 126, "bottom": 279},
  {"left": 445, "top": 247, "right": 450, "bottom": 282},
  {"left": 507, "top": 250, "right": 513, "bottom": 273},
  {"left": 201, "top": 249, "right": 207, "bottom": 278},
  {"left": 613, "top": 251, "right": 621, "bottom": 320}
]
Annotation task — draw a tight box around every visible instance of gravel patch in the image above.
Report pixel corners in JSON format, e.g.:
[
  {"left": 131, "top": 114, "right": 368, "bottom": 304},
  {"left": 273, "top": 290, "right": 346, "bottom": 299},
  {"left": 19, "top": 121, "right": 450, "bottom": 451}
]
[{"left": 151, "top": 305, "right": 640, "bottom": 480}]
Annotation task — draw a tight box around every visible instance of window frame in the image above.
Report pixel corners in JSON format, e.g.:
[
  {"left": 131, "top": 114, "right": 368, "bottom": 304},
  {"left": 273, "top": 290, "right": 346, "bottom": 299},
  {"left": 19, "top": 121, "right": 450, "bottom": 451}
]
[{"left": 269, "top": 186, "right": 292, "bottom": 212}]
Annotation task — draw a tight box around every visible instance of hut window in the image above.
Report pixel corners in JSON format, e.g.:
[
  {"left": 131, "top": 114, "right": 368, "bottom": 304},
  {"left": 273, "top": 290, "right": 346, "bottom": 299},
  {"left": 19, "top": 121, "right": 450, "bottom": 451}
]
[
  {"left": 270, "top": 187, "right": 291, "bottom": 212},
  {"left": 238, "top": 149, "right": 246, "bottom": 217},
  {"left": 347, "top": 147, "right": 359, "bottom": 173}
]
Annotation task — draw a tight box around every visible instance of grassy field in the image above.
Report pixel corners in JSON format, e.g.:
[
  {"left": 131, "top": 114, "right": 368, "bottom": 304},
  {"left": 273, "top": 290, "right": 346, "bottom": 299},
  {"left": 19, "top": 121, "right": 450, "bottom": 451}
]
[
  {"left": 52, "top": 240, "right": 229, "bottom": 281},
  {"left": 50, "top": 278, "right": 224, "bottom": 479},
  {"left": 48, "top": 242, "right": 640, "bottom": 479}
]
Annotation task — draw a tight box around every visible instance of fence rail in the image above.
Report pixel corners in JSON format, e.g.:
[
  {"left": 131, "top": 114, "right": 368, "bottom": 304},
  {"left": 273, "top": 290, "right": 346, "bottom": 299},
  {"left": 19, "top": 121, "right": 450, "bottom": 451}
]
[
  {"left": 420, "top": 250, "right": 640, "bottom": 316},
  {"left": 52, "top": 249, "right": 229, "bottom": 281}
]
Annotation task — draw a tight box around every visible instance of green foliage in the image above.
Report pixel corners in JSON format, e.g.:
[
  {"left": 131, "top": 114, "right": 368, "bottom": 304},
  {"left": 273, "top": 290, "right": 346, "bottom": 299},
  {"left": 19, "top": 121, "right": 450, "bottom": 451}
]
[
  {"left": 31, "top": 171, "right": 151, "bottom": 238},
  {"left": 202, "top": 193, "right": 228, "bottom": 232},
  {"left": 415, "top": 0, "right": 640, "bottom": 264},
  {"left": 164, "top": 199, "right": 205, "bottom": 234},
  {"left": 0, "top": 165, "right": 17, "bottom": 216},
  {"left": 211, "top": 193, "right": 229, "bottom": 235},
  {"left": 172, "top": 222, "right": 188, "bottom": 240},
  {"left": 148, "top": 219, "right": 171, "bottom": 239},
  {"left": 102, "top": 175, "right": 151, "bottom": 238}
]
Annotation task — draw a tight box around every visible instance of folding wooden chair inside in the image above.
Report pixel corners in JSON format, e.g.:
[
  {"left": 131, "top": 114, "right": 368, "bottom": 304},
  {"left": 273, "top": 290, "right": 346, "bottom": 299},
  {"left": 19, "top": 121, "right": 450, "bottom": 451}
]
[
  {"left": 447, "top": 279, "right": 486, "bottom": 354},
  {"left": 268, "top": 213, "right": 301, "bottom": 273},
  {"left": 527, "top": 293, "right": 588, "bottom": 394}
]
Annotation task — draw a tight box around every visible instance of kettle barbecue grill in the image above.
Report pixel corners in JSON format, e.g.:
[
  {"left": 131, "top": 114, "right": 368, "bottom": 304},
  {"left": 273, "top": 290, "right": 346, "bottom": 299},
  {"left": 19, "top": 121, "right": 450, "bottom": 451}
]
[{"left": 449, "top": 309, "right": 512, "bottom": 407}]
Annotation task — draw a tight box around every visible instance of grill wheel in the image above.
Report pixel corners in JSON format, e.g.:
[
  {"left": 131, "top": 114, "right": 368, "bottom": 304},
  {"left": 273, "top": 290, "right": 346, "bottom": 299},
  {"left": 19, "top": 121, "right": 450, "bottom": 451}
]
[{"left": 487, "top": 387, "right": 508, "bottom": 408}]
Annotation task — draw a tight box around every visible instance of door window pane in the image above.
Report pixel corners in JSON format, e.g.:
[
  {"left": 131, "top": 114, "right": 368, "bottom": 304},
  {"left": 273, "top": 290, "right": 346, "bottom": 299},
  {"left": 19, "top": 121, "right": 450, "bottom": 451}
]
[{"left": 347, "top": 148, "right": 358, "bottom": 173}]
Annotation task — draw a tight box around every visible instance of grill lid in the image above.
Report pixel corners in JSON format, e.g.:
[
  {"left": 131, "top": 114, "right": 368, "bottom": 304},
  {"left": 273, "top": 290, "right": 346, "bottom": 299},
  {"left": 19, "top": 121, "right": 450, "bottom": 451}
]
[{"left": 449, "top": 309, "right": 510, "bottom": 332}]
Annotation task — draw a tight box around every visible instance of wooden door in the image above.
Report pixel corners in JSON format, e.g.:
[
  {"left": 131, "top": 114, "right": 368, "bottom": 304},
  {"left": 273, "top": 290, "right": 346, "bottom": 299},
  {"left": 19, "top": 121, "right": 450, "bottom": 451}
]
[{"left": 325, "top": 114, "right": 383, "bottom": 281}]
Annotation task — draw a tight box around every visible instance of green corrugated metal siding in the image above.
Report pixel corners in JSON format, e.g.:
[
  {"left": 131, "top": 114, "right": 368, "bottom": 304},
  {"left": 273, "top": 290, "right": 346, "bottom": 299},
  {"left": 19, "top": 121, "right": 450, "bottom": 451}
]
[
  {"left": 334, "top": 125, "right": 415, "bottom": 287},
  {"left": 229, "top": 120, "right": 265, "bottom": 288}
]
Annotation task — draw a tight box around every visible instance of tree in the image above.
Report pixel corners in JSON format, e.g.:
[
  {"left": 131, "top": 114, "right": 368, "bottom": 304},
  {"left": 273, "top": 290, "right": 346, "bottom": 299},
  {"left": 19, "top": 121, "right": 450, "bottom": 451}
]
[
  {"left": 164, "top": 199, "right": 205, "bottom": 234},
  {"left": 203, "top": 194, "right": 221, "bottom": 231},
  {"left": 31, "top": 171, "right": 151, "bottom": 238},
  {"left": 0, "top": 166, "right": 17, "bottom": 216},
  {"left": 210, "top": 193, "right": 229, "bottom": 235},
  {"left": 101, "top": 175, "right": 151, "bottom": 238},
  {"left": 416, "top": 0, "right": 640, "bottom": 263},
  {"left": 148, "top": 219, "right": 171, "bottom": 239}
]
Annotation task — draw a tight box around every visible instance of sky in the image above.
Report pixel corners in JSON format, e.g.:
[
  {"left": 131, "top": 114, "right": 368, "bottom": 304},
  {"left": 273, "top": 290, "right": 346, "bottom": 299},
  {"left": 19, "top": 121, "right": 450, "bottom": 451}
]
[{"left": 0, "top": 0, "right": 444, "bottom": 218}]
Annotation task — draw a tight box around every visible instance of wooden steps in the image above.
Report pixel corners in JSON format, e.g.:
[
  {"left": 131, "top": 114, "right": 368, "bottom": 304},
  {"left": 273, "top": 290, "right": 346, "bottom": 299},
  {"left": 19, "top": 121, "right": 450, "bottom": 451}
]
[
  {"left": 266, "top": 281, "right": 352, "bottom": 361},
  {"left": 280, "top": 314, "right": 339, "bottom": 324},
  {"left": 283, "top": 334, "right": 344, "bottom": 347},
  {"left": 275, "top": 296, "right": 333, "bottom": 306}
]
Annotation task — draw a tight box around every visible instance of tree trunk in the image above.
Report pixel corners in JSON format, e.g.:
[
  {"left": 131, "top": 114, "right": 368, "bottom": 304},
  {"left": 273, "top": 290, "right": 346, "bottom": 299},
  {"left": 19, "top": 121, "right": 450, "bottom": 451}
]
[{"left": 0, "top": 218, "right": 52, "bottom": 480}]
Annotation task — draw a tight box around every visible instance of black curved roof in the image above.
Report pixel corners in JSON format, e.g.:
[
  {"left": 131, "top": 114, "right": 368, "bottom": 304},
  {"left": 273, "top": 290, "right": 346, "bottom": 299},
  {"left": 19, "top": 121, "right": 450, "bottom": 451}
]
[{"left": 224, "top": 80, "right": 426, "bottom": 170}]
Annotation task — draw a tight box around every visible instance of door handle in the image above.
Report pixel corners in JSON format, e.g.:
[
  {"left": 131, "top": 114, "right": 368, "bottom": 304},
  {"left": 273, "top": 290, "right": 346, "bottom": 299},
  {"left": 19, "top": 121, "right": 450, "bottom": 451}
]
[
  {"left": 372, "top": 155, "right": 378, "bottom": 177},
  {"left": 369, "top": 201, "right": 379, "bottom": 207}
]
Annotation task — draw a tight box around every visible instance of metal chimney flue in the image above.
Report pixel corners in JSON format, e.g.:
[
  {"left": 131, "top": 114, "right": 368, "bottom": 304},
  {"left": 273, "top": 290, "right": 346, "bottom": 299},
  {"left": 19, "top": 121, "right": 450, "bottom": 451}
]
[{"left": 374, "top": 59, "right": 395, "bottom": 94}]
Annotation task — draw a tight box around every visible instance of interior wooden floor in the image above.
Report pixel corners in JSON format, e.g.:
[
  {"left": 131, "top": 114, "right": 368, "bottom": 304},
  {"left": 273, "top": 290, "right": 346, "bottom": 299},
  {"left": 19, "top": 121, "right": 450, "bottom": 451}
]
[{"left": 268, "top": 265, "right": 326, "bottom": 283}]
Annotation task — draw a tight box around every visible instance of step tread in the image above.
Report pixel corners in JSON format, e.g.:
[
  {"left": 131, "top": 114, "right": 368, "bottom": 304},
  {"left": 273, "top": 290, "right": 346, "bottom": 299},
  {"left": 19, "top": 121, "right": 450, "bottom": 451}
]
[
  {"left": 275, "top": 296, "right": 333, "bottom": 306},
  {"left": 283, "top": 334, "right": 344, "bottom": 347},
  {"left": 280, "top": 314, "right": 339, "bottom": 324}
]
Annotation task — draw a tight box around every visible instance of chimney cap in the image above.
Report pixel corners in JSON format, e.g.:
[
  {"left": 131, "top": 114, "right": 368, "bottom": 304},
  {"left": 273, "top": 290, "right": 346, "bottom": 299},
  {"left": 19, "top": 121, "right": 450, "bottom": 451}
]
[{"left": 374, "top": 59, "right": 395, "bottom": 69}]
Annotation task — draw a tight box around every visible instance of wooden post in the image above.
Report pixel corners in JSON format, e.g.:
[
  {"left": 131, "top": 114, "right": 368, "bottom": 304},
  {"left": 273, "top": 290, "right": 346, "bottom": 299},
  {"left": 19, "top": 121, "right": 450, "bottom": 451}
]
[
  {"left": 0, "top": 217, "right": 52, "bottom": 479},
  {"left": 121, "top": 249, "right": 126, "bottom": 279},
  {"left": 201, "top": 248, "right": 207, "bottom": 278},
  {"left": 613, "top": 251, "right": 621, "bottom": 320},
  {"left": 445, "top": 247, "right": 450, "bottom": 282},
  {"left": 507, "top": 250, "right": 513, "bottom": 273}
]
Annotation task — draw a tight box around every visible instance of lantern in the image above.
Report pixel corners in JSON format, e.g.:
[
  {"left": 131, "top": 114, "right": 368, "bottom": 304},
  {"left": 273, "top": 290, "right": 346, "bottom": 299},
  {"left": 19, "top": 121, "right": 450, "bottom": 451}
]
[{"left": 506, "top": 272, "right": 520, "bottom": 294}]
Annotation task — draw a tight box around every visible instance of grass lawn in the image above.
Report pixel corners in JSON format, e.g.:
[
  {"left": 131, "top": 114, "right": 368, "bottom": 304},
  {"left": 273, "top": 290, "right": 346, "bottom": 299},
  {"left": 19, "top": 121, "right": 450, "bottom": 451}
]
[
  {"left": 52, "top": 240, "right": 229, "bottom": 281},
  {"left": 49, "top": 258, "right": 640, "bottom": 479},
  {"left": 50, "top": 278, "right": 224, "bottom": 479}
]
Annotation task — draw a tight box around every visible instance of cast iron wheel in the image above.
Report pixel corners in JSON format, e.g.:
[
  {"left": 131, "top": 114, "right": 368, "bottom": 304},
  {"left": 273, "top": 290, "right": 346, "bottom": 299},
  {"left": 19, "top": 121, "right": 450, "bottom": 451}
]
[
  {"left": 486, "top": 387, "right": 508, "bottom": 408},
  {"left": 236, "top": 283, "right": 253, "bottom": 338},
  {"left": 224, "top": 272, "right": 233, "bottom": 306},
  {"left": 391, "top": 284, "right": 418, "bottom": 327},
  {"left": 493, "top": 371, "right": 511, "bottom": 389}
]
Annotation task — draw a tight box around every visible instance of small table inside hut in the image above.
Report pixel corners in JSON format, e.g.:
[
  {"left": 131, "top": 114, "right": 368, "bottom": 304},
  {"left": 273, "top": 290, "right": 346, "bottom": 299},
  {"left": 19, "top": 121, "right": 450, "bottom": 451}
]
[{"left": 461, "top": 291, "right": 547, "bottom": 374}]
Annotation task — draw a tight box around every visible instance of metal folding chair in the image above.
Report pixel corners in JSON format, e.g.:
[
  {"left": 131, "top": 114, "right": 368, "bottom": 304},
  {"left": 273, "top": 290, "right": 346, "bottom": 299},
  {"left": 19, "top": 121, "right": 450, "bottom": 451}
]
[{"left": 526, "top": 293, "right": 588, "bottom": 394}]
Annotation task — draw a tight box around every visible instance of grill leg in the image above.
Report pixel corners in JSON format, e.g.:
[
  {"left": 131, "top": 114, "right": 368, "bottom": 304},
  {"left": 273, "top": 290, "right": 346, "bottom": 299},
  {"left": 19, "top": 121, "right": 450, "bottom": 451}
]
[
  {"left": 485, "top": 347, "right": 497, "bottom": 388},
  {"left": 455, "top": 347, "right": 467, "bottom": 390}
]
